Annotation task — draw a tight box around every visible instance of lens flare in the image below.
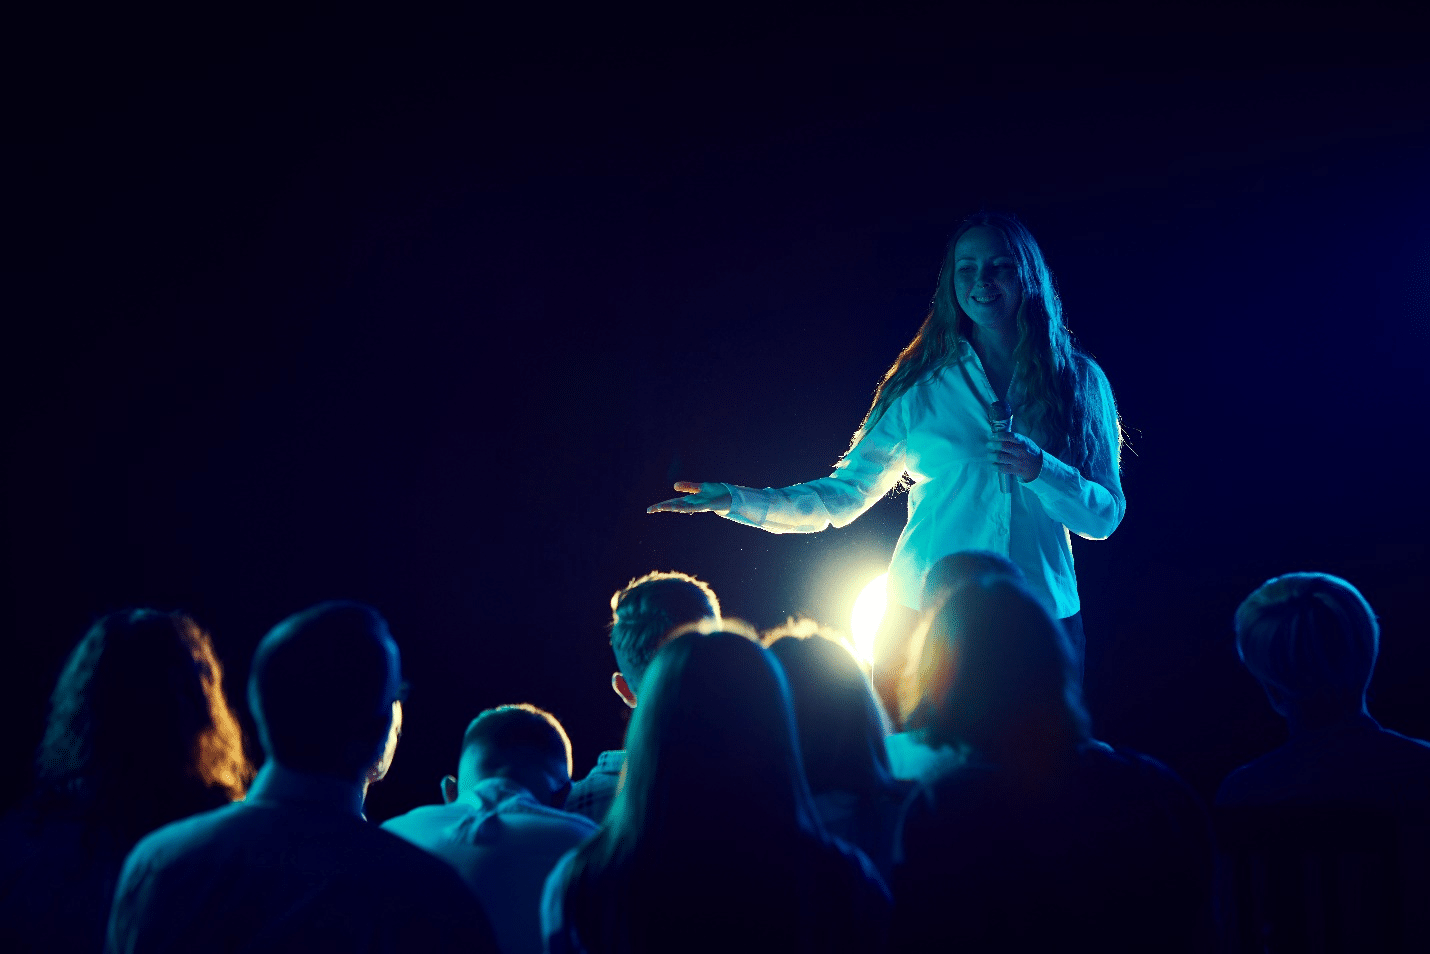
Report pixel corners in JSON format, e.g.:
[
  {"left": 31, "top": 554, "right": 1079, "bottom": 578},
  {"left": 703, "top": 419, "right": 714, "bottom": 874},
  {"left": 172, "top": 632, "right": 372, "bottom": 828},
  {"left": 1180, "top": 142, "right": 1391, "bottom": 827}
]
[{"left": 850, "top": 573, "right": 888, "bottom": 665}]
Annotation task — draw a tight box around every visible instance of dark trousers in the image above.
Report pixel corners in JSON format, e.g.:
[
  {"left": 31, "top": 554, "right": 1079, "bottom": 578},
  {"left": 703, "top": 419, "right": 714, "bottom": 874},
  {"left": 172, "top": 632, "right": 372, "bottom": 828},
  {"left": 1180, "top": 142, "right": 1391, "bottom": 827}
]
[{"left": 1060, "top": 611, "right": 1085, "bottom": 687}]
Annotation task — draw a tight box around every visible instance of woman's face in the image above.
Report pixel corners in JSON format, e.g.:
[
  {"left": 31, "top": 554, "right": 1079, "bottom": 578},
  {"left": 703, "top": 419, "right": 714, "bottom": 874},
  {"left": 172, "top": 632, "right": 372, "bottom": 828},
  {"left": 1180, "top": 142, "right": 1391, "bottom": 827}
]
[{"left": 951, "top": 226, "right": 1023, "bottom": 334}]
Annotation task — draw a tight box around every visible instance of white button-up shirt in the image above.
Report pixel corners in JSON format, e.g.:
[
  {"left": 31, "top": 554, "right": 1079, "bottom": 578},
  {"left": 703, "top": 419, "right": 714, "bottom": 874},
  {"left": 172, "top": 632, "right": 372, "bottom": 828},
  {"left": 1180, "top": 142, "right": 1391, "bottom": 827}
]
[{"left": 720, "top": 340, "right": 1124, "bottom": 617}]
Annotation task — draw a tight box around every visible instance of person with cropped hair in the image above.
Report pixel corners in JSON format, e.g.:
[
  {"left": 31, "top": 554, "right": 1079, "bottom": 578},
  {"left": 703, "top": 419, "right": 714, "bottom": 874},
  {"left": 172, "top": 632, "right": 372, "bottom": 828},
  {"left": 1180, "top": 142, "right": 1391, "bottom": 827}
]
[
  {"left": 1219, "top": 571, "right": 1427, "bottom": 801},
  {"left": 1216, "top": 573, "right": 1430, "bottom": 949},
  {"left": 565, "top": 570, "right": 720, "bottom": 823},
  {"left": 384, "top": 704, "right": 598, "bottom": 954},
  {"left": 106, "top": 601, "right": 498, "bottom": 954}
]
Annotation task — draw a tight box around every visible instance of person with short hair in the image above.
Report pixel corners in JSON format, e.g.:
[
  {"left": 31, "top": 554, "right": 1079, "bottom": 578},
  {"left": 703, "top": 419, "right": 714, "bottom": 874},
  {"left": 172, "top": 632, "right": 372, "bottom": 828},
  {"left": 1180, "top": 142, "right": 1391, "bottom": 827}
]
[
  {"left": 1216, "top": 573, "right": 1430, "bottom": 948},
  {"left": 106, "top": 601, "right": 499, "bottom": 954},
  {"left": 542, "top": 629, "right": 891, "bottom": 954},
  {"left": 0, "top": 610, "right": 251, "bottom": 954},
  {"left": 1218, "top": 572, "right": 1430, "bottom": 806},
  {"left": 564, "top": 570, "right": 719, "bottom": 823},
  {"left": 383, "top": 704, "right": 598, "bottom": 954},
  {"left": 892, "top": 578, "right": 1211, "bottom": 952}
]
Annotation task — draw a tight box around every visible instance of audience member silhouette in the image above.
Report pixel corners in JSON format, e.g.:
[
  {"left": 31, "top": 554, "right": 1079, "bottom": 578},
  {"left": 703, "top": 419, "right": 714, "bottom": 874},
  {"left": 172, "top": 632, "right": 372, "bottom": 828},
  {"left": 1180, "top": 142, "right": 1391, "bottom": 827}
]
[
  {"left": 884, "top": 549, "right": 1027, "bottom": 778},
  {"left": 106, "top": 601, "right": 499, "bottom": 954},
  {"left": 383, "top": 704, "right": 598, "bottom": 954},
  {"left": 0, "top": 610, "right": 251, "bottom": 954},
  {"left": 1216, "top": 572, "right": 1430, "bottom": 949},
  {"left": 919, "top": 548, "right": 1025, "bottom": 610},
  {"left": 892, "top": 577, "right": 1212, "bottom": 953},
  {"left": 565, "top": 570, "right": 720, "bottom": 823},
  {"left": 764, "top": 620, "right": 912, "bottom": 878},
  {"left": 541, "top": 627, "right": 891, "bottom": 954}
]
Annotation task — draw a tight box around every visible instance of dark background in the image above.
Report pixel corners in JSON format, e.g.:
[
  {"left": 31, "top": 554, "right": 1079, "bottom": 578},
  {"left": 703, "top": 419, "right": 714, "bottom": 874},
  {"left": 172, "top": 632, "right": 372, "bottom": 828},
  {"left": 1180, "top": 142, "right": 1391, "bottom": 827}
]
[{"left": 5, "top": 7, "right": 1428, "bottom": 822}]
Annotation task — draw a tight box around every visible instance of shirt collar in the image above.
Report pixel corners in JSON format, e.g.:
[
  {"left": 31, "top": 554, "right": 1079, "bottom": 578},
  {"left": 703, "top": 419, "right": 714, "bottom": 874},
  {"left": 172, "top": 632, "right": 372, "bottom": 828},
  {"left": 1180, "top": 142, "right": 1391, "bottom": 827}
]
[
  {"left": 246, "top": 762, "right": 367, "bottom": 820},
  {"left": 458, "top": 775, "right": 534, "bottom": 811},
  {"left": 593, "top": 750, "right": 626, "bottom": 775}
]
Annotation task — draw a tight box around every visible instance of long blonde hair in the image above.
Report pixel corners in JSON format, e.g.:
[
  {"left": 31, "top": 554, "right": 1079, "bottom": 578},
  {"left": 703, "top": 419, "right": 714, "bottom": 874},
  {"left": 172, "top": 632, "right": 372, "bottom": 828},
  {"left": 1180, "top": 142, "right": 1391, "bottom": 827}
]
[{"left": 857, "top": 212, "right": 1120, "bottom": 479}]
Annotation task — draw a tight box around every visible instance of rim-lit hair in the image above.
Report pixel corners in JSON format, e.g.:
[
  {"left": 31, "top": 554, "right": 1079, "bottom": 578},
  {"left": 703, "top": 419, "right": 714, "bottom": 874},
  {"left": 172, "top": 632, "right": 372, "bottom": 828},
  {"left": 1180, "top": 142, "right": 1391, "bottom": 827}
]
[
  {"left": 608, "top": 571, "right": 720, "bottom": 690},
  {"left": 921, "top": 549, "right": 1026, "bottom": 610},
  {"left": 1234, "top": 572, "right": 1379, "bottom": 710},
  {"left": 857, "top": 211, "right": 1121, "bottom": 480},
  {"left": 763, "top": 620, "right": 898, "bottom": 798},
  {"left": 35, "top": 610, "right": 251, "bottom": 833},
  {"left": 558, "top": 629, "right": 825, "bottom": 945},
  {"left": 461, "top": 703, "right": 574, "bottom": 777},
  {"left": 908, "top": 578, "right": 1090, "bottom": 762}
]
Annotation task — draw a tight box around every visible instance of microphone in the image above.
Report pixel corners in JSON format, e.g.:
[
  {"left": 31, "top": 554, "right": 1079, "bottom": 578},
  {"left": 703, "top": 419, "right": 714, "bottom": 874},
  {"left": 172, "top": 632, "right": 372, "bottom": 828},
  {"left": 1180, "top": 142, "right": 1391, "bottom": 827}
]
[{"left": 988, "top": 400, "right": 1014, "bottom": 494}]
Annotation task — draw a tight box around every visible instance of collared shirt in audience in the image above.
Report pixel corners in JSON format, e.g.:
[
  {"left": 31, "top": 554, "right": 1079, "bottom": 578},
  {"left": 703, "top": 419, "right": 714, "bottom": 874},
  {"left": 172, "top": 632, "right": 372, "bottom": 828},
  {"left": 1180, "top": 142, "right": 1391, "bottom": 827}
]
[
  {"left": 106, "top": 763, "right": 499, "bottom": 954},
  {"left": 383, "top": 776, "right": 597, "bottom": 954},
  {"left": 884, "top": 732, "right": 959, "bottom": 782},
  {"left": 564, "top": 750, "right": 624, "bottom": 824}
]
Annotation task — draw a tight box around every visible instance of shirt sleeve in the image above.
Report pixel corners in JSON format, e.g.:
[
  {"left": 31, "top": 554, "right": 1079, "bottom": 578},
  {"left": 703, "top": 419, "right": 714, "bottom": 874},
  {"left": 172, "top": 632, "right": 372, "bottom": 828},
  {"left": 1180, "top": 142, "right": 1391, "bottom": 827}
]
[
  {"left": 1022, "top": 358, "right": 1126, "bottom": 540},
  {"left": 718, "top": 393, "right": 909, "bottom": 535}
]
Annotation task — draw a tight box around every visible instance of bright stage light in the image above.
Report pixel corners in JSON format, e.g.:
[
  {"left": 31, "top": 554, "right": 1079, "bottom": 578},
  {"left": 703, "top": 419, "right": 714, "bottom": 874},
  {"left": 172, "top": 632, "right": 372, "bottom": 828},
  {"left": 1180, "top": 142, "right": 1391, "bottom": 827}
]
[{"left": 850, "top": 572, "right": 888, "bottom": 666}]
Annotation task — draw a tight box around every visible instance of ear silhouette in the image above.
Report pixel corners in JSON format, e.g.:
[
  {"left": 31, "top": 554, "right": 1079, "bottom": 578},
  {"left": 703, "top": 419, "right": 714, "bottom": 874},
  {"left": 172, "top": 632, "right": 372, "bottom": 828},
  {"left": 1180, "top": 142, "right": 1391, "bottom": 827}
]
[
  {"left": 612, "top": 672, "right": 638, "bottom": 709},
  {"left": 440, "top": 774, "right": 458, "bottom": 804}
]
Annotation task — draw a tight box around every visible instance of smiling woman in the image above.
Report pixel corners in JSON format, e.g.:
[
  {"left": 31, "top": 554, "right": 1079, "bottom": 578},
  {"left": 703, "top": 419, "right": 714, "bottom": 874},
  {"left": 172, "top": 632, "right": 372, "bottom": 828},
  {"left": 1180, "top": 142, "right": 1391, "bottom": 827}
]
[{"left": 649, "top": 211, "right": 1126, "bottom": 715}]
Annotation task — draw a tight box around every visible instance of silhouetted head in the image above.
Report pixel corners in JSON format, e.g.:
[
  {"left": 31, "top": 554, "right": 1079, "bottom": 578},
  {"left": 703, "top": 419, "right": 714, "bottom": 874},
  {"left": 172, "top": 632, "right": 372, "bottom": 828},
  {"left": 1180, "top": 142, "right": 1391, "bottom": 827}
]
[
  {"left": 909, "top": 577, "right": 1090, "bottom": 764},
  {"left": 35, "top": 609, "right": 251, "bottom": 834},
  {"left": 921, "top": 549, "right": 1026, "bottom": 610},
  {"left": 609, "top": 626, "right": 819, "bottom": 843},
  {"left": 1235, "top": 572, "right": 1378, "bottom": 726},
  {"left": 448, "top": 703, "right": 575, "bottom": 808},
  {"left": 764, "top": 620, "right": 896, "bottom": 797},
  {"left": 248, "top": 601, "right": 404, "bottom": 782},
  {"left": 608, "top": 571, "right": 720, "bottom": 707}
]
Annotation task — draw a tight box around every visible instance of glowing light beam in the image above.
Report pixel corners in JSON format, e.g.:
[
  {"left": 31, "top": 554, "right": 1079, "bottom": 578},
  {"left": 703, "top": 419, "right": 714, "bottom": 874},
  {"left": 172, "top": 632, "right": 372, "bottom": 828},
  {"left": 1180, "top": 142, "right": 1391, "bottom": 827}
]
[{"left": 850, "top": 573, "right": 888, "bottom": 666}]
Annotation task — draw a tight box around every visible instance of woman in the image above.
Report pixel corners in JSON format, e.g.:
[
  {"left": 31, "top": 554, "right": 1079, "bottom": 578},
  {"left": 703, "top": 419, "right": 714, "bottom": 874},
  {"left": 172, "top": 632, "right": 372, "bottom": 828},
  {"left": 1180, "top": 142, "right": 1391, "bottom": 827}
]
[
  {"left": 892, "top": 577, "right": 1212, "bottom": 952},
  {"left": 0, "top": 610, "right": 253, "bottom": 954},
  {"left": 540, "top": 628, "right": 890, "bottom": 954},
  {"left": 649, "top": 212, "right": 1124, "bottom": 707},
  {"left": 763, "top": 622, "right": 912, "bottom": 878}
]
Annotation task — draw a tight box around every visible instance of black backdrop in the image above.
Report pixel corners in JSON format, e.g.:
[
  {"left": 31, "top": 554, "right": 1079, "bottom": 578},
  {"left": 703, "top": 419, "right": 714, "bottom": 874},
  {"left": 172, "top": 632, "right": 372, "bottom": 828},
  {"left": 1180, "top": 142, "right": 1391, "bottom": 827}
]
[{"left": 5, "top": 7, "right": 1428, "bottom": 822}]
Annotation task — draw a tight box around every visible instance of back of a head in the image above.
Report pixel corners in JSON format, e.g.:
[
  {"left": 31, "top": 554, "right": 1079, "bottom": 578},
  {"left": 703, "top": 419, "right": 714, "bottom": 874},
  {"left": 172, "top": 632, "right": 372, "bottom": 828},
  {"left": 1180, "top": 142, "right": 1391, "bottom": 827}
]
[
  {"left": 459, "top": 704, "right": 573, "bottom": 792},
  {"left": 608, "top": 571, "right": 719, "bottom": 692},
  {"left": 249, "top": 601, "right": 402, "bottom": 780},
  {"left": 911, "top": 578, "right": 1089, "bottom": 759},
  {"left": 614, "top": 628, "right": 814, "bottom": 842},
  {"left": 1234, "top": 572, "right": 1379, "bottom": 714},
  {"left": 922, "top": 549, "right": 1025, "bottom": 610},
  {"left": 35, "top": 609, "right": 251, "bottom": 833},
  {"left": 764, "top": 622, "right": 894, "bottom": 797}
]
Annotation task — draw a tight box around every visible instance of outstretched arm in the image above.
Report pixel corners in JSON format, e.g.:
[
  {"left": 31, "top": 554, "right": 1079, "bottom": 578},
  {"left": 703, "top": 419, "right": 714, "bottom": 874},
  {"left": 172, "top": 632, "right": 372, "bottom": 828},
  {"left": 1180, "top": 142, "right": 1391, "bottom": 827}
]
[
  {"left": 647, "top": 481, "right": 732, "bottom": 515},
  {"left": 647, "top": 392, "right": 911, "bottom": 535}
]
